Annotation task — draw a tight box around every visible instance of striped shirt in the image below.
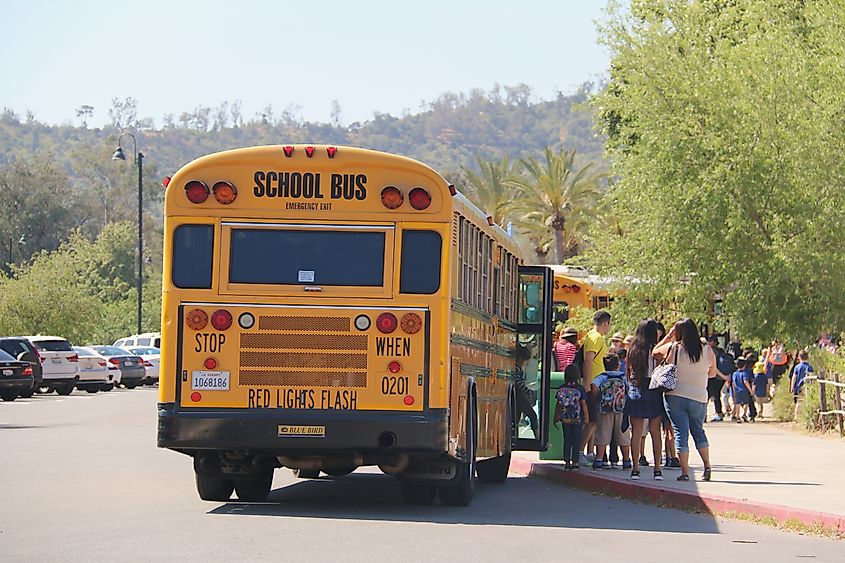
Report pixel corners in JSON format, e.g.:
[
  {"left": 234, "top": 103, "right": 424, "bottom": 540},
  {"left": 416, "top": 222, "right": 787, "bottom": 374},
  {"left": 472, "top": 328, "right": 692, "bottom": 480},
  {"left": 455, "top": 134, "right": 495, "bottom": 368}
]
[{"left": 554, "top": 340, "right": 577, "bottom": 370}]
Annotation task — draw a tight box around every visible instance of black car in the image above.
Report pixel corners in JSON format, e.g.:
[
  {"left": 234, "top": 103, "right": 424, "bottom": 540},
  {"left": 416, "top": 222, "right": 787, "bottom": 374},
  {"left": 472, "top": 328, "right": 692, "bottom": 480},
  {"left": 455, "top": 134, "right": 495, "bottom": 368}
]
[
  {"left": 0, "top": 348, "right": 34, "bottom": 401},
  {"left": 0, "top": 337, "right": 43, "bottom": 398}
]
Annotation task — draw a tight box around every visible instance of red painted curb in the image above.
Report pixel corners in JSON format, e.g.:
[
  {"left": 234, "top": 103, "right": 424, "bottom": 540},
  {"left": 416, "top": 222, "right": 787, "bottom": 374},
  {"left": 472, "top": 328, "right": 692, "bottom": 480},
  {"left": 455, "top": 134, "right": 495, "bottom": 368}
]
[{"left": 510, "top": 458, "right": 845, "bottom": 533}]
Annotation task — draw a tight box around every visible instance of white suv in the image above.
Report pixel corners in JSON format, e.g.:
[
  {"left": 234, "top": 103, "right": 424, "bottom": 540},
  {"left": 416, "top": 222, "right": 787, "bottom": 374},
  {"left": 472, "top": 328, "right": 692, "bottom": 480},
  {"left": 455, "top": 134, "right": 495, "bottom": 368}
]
[
  {"left": 25, "top": 336, "right": 79, "bottom": 395},
  {"left": 114, "top": 332, "right": 161, "bottom": 349}
]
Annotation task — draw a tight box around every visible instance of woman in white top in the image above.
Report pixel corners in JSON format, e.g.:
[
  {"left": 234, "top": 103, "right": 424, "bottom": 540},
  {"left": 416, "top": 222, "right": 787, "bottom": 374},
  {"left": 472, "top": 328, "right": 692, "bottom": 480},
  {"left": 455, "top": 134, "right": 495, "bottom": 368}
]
[{"left": 653, "top": 318, "right": 716, "bottom": 482}]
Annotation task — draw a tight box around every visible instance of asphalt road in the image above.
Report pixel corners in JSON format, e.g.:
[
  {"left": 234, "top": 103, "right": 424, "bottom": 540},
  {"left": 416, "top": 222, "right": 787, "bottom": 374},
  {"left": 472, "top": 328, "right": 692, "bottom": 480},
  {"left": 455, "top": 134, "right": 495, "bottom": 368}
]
[{"left": 1, "top": 388, "right": 841, "bottom": 562}]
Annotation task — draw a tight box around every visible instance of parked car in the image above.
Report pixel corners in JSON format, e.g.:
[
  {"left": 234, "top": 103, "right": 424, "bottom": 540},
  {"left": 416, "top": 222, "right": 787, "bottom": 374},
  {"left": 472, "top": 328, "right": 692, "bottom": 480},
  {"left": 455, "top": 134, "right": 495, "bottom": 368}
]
[
  {"left": 126, "top": 346, "right": 160, "bottom": 385},
  {"left": 0, "top": 348, "right": 34, "bottom": 401},
  {"left": 24, "top": 336, "right": 79, "bottom": 395},
  {"left": 72, "top": 347, "right": 115, "bottom": 392},
  {"left": 0, "top": 337, "right": 43, "bottom": 398},
  {"left": 90, "top": 346, "right": 146, "bottom": 389},
  {"left": 114, "top": 332, "right": 161, "bottom": 349}
]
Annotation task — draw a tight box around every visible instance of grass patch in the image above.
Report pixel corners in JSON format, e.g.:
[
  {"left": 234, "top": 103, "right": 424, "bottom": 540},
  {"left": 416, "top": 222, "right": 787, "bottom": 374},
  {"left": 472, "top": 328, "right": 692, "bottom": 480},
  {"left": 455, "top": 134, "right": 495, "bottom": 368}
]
[{"left": 717, "top": 511, "right": 844, "bottom": 540}]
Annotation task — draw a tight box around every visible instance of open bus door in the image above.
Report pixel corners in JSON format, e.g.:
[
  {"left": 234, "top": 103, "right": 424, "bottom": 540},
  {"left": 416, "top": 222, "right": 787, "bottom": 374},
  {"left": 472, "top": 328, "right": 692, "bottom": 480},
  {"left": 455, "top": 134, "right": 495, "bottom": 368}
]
[{"left": 513, "top": 265, "right": 552, "bottom": 451}]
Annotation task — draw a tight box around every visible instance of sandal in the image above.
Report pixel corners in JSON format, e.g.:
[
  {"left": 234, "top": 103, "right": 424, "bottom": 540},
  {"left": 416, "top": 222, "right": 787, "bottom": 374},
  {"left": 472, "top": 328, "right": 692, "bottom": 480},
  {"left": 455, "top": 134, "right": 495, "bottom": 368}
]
[
  {"left": 702, "top": 467, "right": 712, "bottom": 481},
  {"left": 677, "top": 474, "right": 690, "bottom": 481}
]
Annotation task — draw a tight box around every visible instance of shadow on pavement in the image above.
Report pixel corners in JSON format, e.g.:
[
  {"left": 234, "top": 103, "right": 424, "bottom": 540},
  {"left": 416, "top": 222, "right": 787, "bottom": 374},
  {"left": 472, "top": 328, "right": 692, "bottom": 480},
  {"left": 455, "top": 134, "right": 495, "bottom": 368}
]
[{"left": 207, "top": 473, "right": 721, "bottom": 534}]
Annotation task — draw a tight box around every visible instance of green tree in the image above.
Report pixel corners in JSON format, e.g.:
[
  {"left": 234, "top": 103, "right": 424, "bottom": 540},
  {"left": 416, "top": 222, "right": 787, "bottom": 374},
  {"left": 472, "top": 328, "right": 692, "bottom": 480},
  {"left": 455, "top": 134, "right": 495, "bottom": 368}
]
[
  {"left": 509, "top": 147, "right": 603, "bottom": 263},
  {"left": 591, "top": 0, "right": 845, "bottom": 343},
  {"left": 461, "top": 155, "right": 517, "bottom": 226}
]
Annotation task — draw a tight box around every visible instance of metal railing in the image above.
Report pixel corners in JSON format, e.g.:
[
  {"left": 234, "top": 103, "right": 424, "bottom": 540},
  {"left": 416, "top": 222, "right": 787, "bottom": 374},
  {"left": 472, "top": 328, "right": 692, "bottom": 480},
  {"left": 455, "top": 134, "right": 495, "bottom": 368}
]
[{"left": 804, "top": 373, "right": 845, "bottom": 436}]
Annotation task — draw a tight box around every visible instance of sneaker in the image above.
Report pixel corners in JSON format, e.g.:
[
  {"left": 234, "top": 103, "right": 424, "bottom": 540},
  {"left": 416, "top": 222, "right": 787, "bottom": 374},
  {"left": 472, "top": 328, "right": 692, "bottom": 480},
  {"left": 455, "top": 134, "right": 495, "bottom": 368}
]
[
  {"left": 710, "top": 415, "right": 723, "bottom": 422},
  {"left": 735, "top": 418, "right": 743, "bottom": 424},
  {"left": 622, "top": 460, "right": 633, "bottom": 470},
  {"left": 564, "top": 461, "right": 572, "bottom": 470},
  {"left": 638, "top": 456, "right": 650, "bottom": 467},
  {"left": 669, "top": 457, "right": 681, "bottom": 468},
  {"left": 630, "top": 470, "right": 640, "bottom": 480},
  {"left": 609, "top": 461, "right": 619, "bottom": 469},
  {"left": 571, "top": 463, "right": 581, "bottom": 470},
  {"left": 653, "top": 470, "right": 663, "bottom": 481},
  {"left": 586, "top": 453, "right": 596, "bottom": 463},
  {"left": 592, "top": 460, "right": 604, "bottom": 470},
  {"left": 578, "top": 453, "right": 589, "bottom": 466}
]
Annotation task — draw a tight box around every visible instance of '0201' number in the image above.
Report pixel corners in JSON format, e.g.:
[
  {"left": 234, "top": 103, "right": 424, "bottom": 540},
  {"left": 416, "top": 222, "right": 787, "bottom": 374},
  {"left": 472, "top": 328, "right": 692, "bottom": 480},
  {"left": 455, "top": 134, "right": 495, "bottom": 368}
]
[{"left": 381, "top": 376, "right": 408, "bottom": 395}]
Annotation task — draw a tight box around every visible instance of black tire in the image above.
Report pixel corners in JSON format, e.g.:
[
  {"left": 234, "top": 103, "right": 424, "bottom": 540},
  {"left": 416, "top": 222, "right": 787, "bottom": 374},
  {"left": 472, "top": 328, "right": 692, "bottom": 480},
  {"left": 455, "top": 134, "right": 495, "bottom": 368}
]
[
  {"left": 195, "top": 473, "right": 235, "bottom": 501},
  {"left": 19, "top": 388, "right": 35, "bottom": 398},
  {"left": 101, "top": 383, "right": 114, "bottom": 392},
  {"left": 400, "top": 483, "right": 437, "bottom": 505},
  {"left": 56, "top": 386, "right": 74, "bottom": 396},
  {"left": 234, "top": 467, "right": 274, "bottom": 502},
  {"left": 292, "top": 468, "right": 320, "bottom": 479},
  {"left": 439, "top": 391, "right": 477, "bottom": 506},
  {"left": 324, "top": 466, "right": 356, "bottom": 478},
  {"left": 1, "top": 391, "right": 18, "bottom": 402},
  {"left": 85, "top": 387, "right": 99, "bottom": 394},
  {"left": 125, "top": 383, "right": 137, "bottom": 390}
]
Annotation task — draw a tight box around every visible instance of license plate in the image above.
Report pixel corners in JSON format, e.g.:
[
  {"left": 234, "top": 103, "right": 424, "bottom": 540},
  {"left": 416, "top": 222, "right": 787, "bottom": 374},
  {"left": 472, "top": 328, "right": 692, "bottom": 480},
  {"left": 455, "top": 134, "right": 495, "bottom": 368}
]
[
  {"left": 124, "top": 361, "right": 133, "bottom": 367},
  {"left": 191, "top": 371, "right": 230, "bottom": 391},
  {"left": 2, "top": 369, "right": 12, "bottom": 376},
  {"left": 51, "top": 357, "right": 62, "bottom": 364}
]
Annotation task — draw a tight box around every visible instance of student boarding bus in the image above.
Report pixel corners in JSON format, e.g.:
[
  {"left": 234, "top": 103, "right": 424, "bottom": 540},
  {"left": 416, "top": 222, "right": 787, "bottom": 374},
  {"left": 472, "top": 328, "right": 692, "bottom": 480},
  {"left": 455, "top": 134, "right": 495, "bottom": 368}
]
[{"left": 157, "top": 145, "right": 552, "bottom": 506}]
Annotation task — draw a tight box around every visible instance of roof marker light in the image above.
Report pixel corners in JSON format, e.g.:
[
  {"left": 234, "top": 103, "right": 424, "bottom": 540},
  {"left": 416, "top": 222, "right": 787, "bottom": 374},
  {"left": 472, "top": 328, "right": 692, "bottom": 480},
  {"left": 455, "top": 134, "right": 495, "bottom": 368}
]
[
  {"left": 162, "top": 176, "right": 171, "bottom": 188},
  {"left": 283, "top": 146, "right": 294, "bottom": 157},
  {"left": 305, "top": 146, "right": 316, "bottom": 157},
  {"left": 448, "top": 184, "right": 457, "bottom": 196},
  {"left": 326, "top": 146, "right": 337, "bottom": 158}
]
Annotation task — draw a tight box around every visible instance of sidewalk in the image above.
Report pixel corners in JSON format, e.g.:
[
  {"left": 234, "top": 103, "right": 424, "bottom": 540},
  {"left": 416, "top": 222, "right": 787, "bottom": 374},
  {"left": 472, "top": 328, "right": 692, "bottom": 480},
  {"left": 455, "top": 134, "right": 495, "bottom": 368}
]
[{"left": 510, "top": 412, "right": 845, "bottom": 533}]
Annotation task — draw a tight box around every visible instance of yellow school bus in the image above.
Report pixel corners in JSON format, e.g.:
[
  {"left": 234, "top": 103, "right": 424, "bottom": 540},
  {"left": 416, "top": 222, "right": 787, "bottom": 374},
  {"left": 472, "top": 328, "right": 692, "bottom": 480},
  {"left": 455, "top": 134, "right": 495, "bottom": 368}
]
[
  {"left": 550, "top": 265, "right": 615, "bottom": 326},
  {"left": 157, "top": 145, "right": 552, "bottom": 506}
]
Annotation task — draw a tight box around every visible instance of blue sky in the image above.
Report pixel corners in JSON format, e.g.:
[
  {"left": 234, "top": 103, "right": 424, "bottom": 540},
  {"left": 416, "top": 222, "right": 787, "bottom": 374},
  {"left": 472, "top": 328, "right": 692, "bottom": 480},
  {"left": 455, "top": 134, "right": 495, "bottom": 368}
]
[{"left": 0, "top": 1, "right": 610, "bottom": 127}]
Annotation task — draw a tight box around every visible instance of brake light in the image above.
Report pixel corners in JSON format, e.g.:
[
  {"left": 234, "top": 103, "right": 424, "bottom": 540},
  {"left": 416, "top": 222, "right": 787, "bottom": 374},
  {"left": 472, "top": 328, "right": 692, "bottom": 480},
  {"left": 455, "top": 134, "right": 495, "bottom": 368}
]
[
  {"left": 400, "top": 313, "right": 422, "bottom": 335},
  {"left": 143, "top": 360, "right": 153, "bottom": 367},
  {"left": 186, "top": 309, "right": 209, "bottom": 330},
  {"left": 67, "top": 354, "right": 79, "bottom": 363},
  {"left": 185, "top": 180, "right": 210, "bottom": 204},
  {"left": 388, "top": 361, "right": 401, "bottom": 374},
  {"left": 212, "top": 181, "right": 237, "bottom": 204},
  {"left": 23, "top": 366, "right": 32, "bottom": 376},
  {"left": 381, "top": 187, "right": 403, "bottom": 209},
  {"left": 204, "top": 357, "right": 218, "bottom": 370},
  {"left": 210, "top": 309, "right": 233, "bottom": 331},
  {"left": 98, "top": 360, "right": 107, "bottom": 367},
  {"left": 108, "top": 358, "right": 121, "bottom": 365},
  {"left": 408, "top": 187, "right": 431, "bottom": 210},
  {"left": 376, "top": 312, "right": 398, "bottom": 334}
]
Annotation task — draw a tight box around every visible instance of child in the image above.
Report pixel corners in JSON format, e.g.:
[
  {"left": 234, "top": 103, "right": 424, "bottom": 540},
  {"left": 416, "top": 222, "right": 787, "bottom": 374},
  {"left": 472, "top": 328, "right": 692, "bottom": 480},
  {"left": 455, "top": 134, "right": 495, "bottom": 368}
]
[
  {"left": 743, "top": 354, "right": 757, "bottom": 421},
  {"left": 553, "top": 364, "right": 589, "bottom": 470},
  {"left": 591, "top": 354, "right": 631, "bottom": 470},
  {"left": 790, "top": 351, "right": 814, "bottom": 419},
  {"left": 731, "top": 357, "right": 752, "bottom": 423},
  {"left": 616, "top": 348, "right": 628, "bottom": 377},
  {"left": 752, "top": 358, "right": 769, "bottom": 418}
]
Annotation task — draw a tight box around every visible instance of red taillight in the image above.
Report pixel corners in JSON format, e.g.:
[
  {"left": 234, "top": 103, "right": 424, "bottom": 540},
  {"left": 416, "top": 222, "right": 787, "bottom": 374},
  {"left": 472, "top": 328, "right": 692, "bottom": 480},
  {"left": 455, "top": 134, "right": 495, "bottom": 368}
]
[
  {"left": 204, "top": 357, "right": 218, "bottom": 370},
  {"left": 408, "top": 187, "right": 431, "bottom": 210},
  {"left": 326, "top": 146, "right": 337, "bottom": 158},
  {"left": 98, "top": 360, "right": 107, "bottom": 367},
  {"left": 143, "top": 360, "right": 153, "bottom": 367},
  {"left": 109, "top": 358, "right": 121, "bottom": 365},
  {"left": 67, "top": 354, "right": 79, "bottom": 363},
  {"left": 376, "top": 312, "right": 398, "bottom": 334},
  {"left": 388, "top": 361, "right": 401, "bottom": 374},
  {"left": 400, "top": 313, "right": 422, "bottom": 335},
  {"left": 190, "top": 392, "right": 202, "bottom": 402},
  {"left": 381, "top": 187, "right": 403, "bottom": 209},
  {"left": 23, "top": 366, "right": 32, "bottom": 376},
  {"left": 403, "top": 395, "right": 415, "bottom": 406},
  {"left": 212, "top": 181, "right": 237, "bottom": 204},
  {"left": 185, "top": 180, "right": 210, "bottom": 204},
  {"left": 186, "top": 308, "right": 209, "bottom": 330},
  {"left": 210, "top": 309, "right": 233, "bottom": 331}
]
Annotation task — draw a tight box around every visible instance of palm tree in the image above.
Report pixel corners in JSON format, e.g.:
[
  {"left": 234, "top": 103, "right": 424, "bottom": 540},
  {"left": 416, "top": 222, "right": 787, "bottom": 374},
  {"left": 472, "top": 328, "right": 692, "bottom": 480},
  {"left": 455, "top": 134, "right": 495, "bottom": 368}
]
[
  {"left": 509, "top": 147, "right": 603, "bottom": 263},
  {"left": 461, "top": 155, "right": 517, "bottom": 226}
]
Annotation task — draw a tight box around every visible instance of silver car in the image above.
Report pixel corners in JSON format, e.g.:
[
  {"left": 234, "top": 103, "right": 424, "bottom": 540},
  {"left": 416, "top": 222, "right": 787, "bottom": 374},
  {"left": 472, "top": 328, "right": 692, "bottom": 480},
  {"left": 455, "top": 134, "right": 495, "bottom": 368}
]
[{"left": 90, "top": 346, "right": 146, "bottom": 389}]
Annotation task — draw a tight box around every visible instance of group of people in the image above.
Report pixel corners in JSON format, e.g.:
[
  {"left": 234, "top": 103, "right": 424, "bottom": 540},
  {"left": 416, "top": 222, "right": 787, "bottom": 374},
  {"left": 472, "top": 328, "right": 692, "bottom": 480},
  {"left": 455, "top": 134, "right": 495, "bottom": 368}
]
[{"left": 552, "top": 310, "right": 716, "bottom": 482}]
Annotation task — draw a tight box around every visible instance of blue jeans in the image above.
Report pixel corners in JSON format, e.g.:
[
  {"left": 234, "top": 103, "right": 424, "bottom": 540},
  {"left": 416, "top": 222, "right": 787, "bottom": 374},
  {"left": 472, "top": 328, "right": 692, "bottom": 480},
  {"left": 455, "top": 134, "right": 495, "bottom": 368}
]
[{"left": 663, "top": 395, "right": 709, "bottom": 453}]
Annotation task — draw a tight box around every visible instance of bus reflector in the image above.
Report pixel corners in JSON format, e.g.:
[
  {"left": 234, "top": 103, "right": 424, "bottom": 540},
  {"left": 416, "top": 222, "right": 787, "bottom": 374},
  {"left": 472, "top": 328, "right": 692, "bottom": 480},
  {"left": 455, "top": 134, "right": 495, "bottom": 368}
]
[
  {"left": 185, "top": 181, "right": 210, "bottom": 204},
  {"left": 388, "top": 361, "right": 401, "bottom": 374},
  {"left": 376, "top": 312, "right": 398, "bottom": 334},
  {"left": 191, "top": 392, "right": 202, "bottom": 402},
  {"left": 283, "top": 146, "right": 294, "bottom": 157},
  {"left": 305, "top": 146, "right": 316, "bottom": 157},
  {"left": 327, "top": 146, "right": 337, "bottom": 158},
  {"left": 400, "top": 313, "right": 422, "bottom": 334},
  {"left": 408, "top": 187, "right": 431, "bottom": 210},
  {"left": 403, "top": 395, "right": 414, "bottom": 406},
  {"left": 354, "top": 315, "right": 371, "bottom": 331},
  {"left": 186, "top": 309, "right": 208, "bottom": 330},
  {"left": 381, "top": 187, "right": 403, "bottom": 209},
  {"left": 204, "top": 357, "right": 218, "bottom": 370},
  {"left": 238, "top": 312, "right": 255, "bottom": 329},
  {"left": 212, "top": 181, "right": 237, "bottom": 204},
  {"left": 210, "top": 309, "right": 233, "bottom": 331}
]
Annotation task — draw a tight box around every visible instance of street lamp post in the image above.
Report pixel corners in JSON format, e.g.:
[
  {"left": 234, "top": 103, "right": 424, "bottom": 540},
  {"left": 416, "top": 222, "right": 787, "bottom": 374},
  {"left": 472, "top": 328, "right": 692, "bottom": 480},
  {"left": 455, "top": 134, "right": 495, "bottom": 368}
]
[{"left": 112, "top": 133, "right": 144, "bottom": 335}]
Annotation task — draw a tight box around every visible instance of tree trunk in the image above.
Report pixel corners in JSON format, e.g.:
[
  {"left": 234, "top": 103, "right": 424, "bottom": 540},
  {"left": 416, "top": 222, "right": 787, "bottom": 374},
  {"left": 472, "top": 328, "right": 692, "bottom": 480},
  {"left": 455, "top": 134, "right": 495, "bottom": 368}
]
[{"left": 554, "top": 228, "right": 566, "bottom": 264}]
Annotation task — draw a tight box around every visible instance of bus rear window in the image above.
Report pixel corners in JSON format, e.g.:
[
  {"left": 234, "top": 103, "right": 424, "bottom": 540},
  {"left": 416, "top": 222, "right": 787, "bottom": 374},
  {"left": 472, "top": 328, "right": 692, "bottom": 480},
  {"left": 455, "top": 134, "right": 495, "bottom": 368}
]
[
  {"left": 229, "top": 229, "right": 385, "bottom": 286},
  {"left": 400, "top": 230, "right": 442, "bottom": 294},
  {"left": 172, "top": 225, "right": 214, "bottom": 289}
]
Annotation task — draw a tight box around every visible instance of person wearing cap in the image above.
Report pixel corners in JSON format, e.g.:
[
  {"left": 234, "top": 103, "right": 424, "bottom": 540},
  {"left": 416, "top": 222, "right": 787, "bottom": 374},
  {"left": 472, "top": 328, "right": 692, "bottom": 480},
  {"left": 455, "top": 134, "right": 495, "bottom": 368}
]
[
  {"left": 623, "top": 334, "right": 634, "bottom": 351},
  {"left": 609, "top": 332, "right": 626, "bottom": 354},
  {"left": 553, "top": 327, "right": 579, "bottom": 371}
]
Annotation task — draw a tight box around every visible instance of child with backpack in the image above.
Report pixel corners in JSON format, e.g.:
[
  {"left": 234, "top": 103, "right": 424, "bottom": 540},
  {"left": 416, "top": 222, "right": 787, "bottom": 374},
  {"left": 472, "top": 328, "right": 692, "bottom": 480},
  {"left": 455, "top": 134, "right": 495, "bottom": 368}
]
[
  {"left": 553, "top": 364, "right": 590, "bottom": 470},
  {"left": 731, "top": 357, "right": 752, "bottom": 422},
  {"left": 590, "top": 354, "right": 631, "bottom": 470},
  {"left": 752, "top": 358, "right": 769, "bottom": 419}
]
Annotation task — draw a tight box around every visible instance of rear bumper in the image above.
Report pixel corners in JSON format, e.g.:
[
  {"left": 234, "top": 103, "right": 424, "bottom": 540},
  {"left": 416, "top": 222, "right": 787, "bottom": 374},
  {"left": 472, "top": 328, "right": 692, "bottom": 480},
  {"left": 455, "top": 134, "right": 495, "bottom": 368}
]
[
  {"left": 0, "top": 377, "right": 34, "bottom": 392},
  {"left": 40, "top": 377, "right": 77, "bottom": 386},
  {"left": 157, "top": 402, "right": 449, "bottom": 454}
]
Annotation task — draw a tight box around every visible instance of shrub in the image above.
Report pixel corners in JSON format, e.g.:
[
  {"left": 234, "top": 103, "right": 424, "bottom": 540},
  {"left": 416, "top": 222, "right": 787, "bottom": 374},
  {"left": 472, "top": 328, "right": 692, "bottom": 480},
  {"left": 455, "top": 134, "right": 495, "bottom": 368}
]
[{"left": 772, "top": 380, "right": 794, "bottom": 422}]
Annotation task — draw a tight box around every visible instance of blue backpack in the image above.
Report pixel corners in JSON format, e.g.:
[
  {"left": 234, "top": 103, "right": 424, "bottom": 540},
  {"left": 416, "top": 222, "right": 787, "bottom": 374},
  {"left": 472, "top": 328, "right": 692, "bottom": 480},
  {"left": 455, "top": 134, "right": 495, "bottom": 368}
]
[{"left": 555, "top": 386, "right": 583, "bottom": 423}]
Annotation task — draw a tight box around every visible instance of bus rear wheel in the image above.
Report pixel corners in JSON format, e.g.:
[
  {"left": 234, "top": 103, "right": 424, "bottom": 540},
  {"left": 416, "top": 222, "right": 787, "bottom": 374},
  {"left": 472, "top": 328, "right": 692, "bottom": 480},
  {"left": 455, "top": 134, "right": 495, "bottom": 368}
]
[
  {"left": 400, "top": 483, "right": 437, "bottom": 505},
  {"left": 439, "top": 392, "right": 477, "bottom": 506},
  {"left": 195, "top": 473, "right": 234, "bottom": 502},
  {"left": 234, "top": 467, "right": 274, "bottom": 502}
]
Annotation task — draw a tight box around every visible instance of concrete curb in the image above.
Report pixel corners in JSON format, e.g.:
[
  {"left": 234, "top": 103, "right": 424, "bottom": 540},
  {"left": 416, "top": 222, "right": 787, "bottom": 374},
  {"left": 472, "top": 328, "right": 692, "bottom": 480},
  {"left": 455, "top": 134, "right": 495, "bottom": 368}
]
[{"left": 510, "top": 457, "right": 845, "bottom": 534}]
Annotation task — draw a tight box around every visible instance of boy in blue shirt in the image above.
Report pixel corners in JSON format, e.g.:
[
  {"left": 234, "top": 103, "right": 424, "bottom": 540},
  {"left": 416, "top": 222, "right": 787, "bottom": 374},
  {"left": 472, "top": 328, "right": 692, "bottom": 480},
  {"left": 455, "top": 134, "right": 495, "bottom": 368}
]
[
  {"left": 731, "top": 357, "right": 752, "bottom": 423},
  {"left": 791, "top": 351, "right": 814, "bottom": 418}
]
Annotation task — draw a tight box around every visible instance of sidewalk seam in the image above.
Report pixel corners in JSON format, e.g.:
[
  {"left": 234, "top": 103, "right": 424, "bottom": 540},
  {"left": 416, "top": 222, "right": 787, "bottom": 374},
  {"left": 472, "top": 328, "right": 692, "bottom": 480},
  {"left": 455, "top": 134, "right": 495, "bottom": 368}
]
[{"left": 510, "top": 458, "right": 845, "bottom": 534}]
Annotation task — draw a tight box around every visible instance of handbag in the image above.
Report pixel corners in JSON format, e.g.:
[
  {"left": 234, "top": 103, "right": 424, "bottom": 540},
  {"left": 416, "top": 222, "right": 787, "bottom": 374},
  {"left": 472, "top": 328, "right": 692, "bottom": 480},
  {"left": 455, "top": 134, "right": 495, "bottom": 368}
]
[{"left": 649, "top": 344, "right": 678, "bottom": 391}]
